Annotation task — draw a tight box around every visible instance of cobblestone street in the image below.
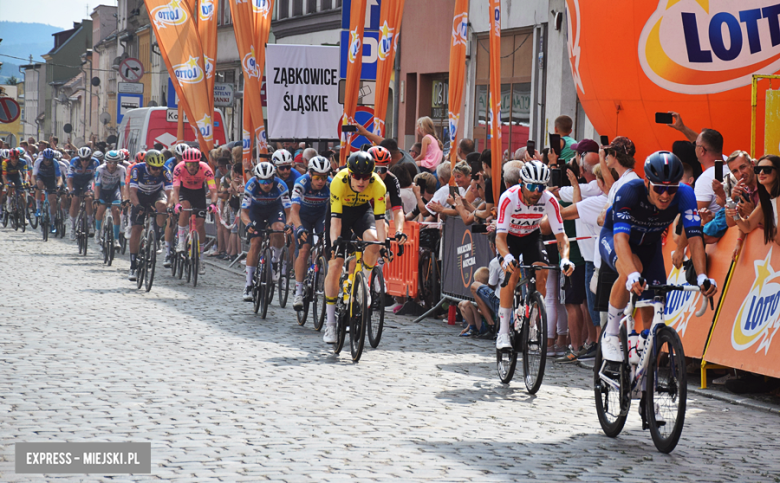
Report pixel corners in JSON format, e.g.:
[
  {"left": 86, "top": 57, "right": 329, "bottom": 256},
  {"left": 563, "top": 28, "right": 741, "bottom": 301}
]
[{"left": 1, "top": 229, "right": 779, "bottom": 482}]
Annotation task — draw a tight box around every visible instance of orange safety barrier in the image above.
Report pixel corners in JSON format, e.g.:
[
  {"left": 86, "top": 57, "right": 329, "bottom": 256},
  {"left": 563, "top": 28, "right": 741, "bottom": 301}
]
[{"left": 384, "top": 220, "right": 419, "bottom": 299}]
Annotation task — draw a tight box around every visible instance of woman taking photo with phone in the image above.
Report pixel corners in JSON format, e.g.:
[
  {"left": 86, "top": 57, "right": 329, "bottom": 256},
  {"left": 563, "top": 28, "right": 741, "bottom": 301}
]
[{"left": 727, "top": 154, "right": 780, "bottom": 246}]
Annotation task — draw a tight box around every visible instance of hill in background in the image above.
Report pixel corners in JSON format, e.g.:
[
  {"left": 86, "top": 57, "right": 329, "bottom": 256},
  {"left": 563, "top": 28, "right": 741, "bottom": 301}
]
[{"left": 0, "top": 21, "right": 63, "bottom": 83}]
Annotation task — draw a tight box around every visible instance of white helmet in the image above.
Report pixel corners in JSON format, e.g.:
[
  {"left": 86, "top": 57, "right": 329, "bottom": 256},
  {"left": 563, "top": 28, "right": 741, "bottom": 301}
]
[
  {"left": 78, "top": 146, "right": 92, "bottom": 159},
  {"left": 252, "top": 161, "right": 276, "bottom": 180},
  {"left": 174, "top": 143, "right": 189, "bottom": 157},
  {"left": 272, "top": 149, "right": 293, "bottom": 166},
  {"left": 93, "top": 151, "right": 104, "bottom": 160},
  {"left": 519, "top": 161, "right": 551, "bottom": 185},
  {"left": 0, "top": 149, "right": 8, "bottom": 159},
  {"left": 308, "top": 156, "right": 330, "bottom": 175},
  {"left": 54, "top": 150, "right": 62, "bottom": 160}
]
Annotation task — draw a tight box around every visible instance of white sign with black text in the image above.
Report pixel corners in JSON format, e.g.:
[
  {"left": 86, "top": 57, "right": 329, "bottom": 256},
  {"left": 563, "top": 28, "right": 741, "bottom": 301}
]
[{"left": 265, "top": 44, "right": 342, "bottom": 140}]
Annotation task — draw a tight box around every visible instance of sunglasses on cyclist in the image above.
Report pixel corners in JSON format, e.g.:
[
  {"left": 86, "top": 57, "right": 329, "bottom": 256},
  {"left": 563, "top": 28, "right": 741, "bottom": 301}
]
[
  {"left": 648, "top": 182, "right": 679, "bottom": 195},
  {"left": 276, "top": 165, "right": 291, "bottom": 171},
  {"left": 257, "top": 178, "right": 274, "bottom": 185},
  {"left": 374, "top": 166, "right": 388, "bottom": 174},
  {"left": 351, "top": 173, "right": 372, "bottom": 181},
  {"left": 312, "top": 174, "right": 328, "bottom": 181},
  {"left": 754, "top": 165, "right": 777, "bottom": 175},
  {"left": 147, "top": 165, "right": 162, "bottom": 171},
  {"left": 524, "top": 183, "right": 546, "bottom": 193}
]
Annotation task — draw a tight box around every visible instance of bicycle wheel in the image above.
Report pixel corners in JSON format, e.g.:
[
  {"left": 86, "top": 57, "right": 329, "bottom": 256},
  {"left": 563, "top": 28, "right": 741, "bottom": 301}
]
[
  {"left": 253, "top": 256, "right": 264, "bottom": 315},
  {"left": 334, "top": 307, "right": 347, "bottom": 355},
  {"left": 107, "top": 226, "right": 115, "bottom": 266},
  {"left": 18, "top": 198, "right": 26, "bottom": 232},
  {"left": 191, "top": 231, "right": 199, "bottom": 287},
  {"left": 313, "top": 256, "right": 327, "bottom": 331},
  {"left": 79, "top": 212, "right": 87, "bottom": 256},
  {"left": 522, "top": 291, "right": 549, "bottom": 394},
  {"left": 368, "top": 265, "right": 385, "bottom": 348},
  {"left": 2, "top": 208, "right": 8, "bottom": 228},
  {"left": 497, "top": 295, "right": 520, "bottom": 384},
  {"left": 58, "top": 211, "right": 66, "bottom": 238},
  {"left": 27, "top": 196, "right": 38, "bottom": 229},
  {"left": 260, "top": 248, "right": 273, "bottom": 319},
  {"left": 349, "top": 271, "right": 368, "bottom": 362},
  {"left": 41, "top": 211, "right": 49, "bottom": 242},
  {"left": 145, "top": 229, "right": 156, "bottom": 292},
  {"left": 278, "top": 247, "right": 290, "bottom": 308},
  {"left": 184, "top": 236, "right": 192, "bottom": 284},
  {"left": 170, "top": 244, "right": 178, "bottom": 277},
  {"left": 647, "top": 327, "right": 687, "bottom": 454},
  {"left": 136, "top": 238, "right": 146, "bottom": 290},
  {"left": 297, "top": 270, "right": 310, "bottom": 326},
  {"left": 594, "top": 325, "right": 631, "bottom": 438}
]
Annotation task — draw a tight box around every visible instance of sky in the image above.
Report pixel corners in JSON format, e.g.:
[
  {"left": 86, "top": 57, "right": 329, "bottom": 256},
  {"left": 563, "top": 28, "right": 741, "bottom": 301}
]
[{"left": 2, "top": 0, "right": 117, "bottom": 30}]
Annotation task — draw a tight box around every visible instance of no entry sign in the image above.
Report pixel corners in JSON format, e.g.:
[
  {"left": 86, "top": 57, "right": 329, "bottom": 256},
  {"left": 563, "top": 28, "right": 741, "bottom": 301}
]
[
  {"left": 338, "top": 106, "right": 374, "bottom": 150},
  {"left": 0, "top": 97, "right": 21, "bottom": 124}
]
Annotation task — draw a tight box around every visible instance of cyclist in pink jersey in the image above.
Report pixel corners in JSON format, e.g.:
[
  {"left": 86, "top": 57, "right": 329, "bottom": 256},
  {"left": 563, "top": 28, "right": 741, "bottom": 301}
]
[{"left": 170, "top": 148, "right": 218, "bottom": 273}]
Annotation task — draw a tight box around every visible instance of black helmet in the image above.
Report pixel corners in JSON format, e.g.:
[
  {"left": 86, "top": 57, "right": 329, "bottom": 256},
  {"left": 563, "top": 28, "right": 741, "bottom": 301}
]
[
  {"left": 347, "top": 151, "right": 375, "bottom": 176},
  {"left": 644, "top": 151, "right": 684, "bottom": 185}
]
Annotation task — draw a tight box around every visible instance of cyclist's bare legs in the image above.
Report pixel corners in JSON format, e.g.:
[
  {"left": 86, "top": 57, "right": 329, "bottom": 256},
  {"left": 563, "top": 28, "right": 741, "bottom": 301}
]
[
  {"left": 295, "top": 243, "right": 311, "bottom": 284},
  {"left": 608, "top": 252, "right": 653, "bottom": 332}
]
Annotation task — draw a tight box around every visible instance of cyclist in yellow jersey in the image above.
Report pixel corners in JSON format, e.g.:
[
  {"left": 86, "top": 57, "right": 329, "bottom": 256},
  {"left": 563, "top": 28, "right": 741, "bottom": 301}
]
[{"left": 323, "top": 151, "right": 387, "bottom": 344}]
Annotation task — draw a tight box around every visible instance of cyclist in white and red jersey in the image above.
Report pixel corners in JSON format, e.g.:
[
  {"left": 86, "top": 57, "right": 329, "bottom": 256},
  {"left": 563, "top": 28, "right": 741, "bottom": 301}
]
[
  {"left": 495, "top": 160, "right": 574, "bottom": 350},
  {"left": 170, "top": 147, "right": 217, "bottom": 273}
]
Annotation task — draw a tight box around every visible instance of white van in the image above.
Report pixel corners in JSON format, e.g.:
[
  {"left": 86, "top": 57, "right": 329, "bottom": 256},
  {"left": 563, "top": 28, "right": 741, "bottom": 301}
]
[{"left": 117, "top": 107, "right": 228, "bottom": 156}]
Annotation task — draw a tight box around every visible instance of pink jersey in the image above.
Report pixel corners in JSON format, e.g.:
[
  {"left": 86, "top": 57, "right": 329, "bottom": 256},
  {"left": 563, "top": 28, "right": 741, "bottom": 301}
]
[
  {"left": 496, "top": 185, "right": 564, "bottom": 237},
  {"left": 173, "top": 162, "right": 216, "bottom": 190}
]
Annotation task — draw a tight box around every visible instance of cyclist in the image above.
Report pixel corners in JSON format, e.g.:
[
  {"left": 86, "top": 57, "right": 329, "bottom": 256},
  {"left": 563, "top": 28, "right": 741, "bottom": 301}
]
[
  {"left": 599, "top": 151, "right": 718, "bottom": 361},
  {"left": 166, "top": 143, "right": 187, "bottom": 173},
  {"left": 122, "top": 151, "right": 146, "bottom": 240},
  {"left": 127, "top": 149, "right": 172, "bottom": 281},
  {"left": 33, "top": 148, "right": 63, "bottom": 233},
  {"left": 94, "top": 150, "right": 128, "bottom": 251},
  {"left": 2, "top": 147, "right": 30, "bottom": 214},
  {"left": 170, "top": 147, "right": 218, "bottom": 274},
  {"left": 495, "top": 160, "right": 574, "bottom": 350},
  {"left": 67, "top": 147, "right": 99, "bottom": 240},
  {"left": 93, "top": 151, "right": 104, "bottom": 164},
  {"left": 368, "top": 145, "right": 407, "bottom": 246},
  {"left": 119, "top": 149, "right": 131, "bottom": 167},
  {"left": 239, "top": 161, "right": 292, "bottom": 301},
  {"left": 322, "top": 151, "right": 387, "bottom": 344},
  {"left": 290, "top": 155, "right": 331, "bottom": 310},
  {"left": 273, "top": 149, "right": 301, "bottom": 193}
]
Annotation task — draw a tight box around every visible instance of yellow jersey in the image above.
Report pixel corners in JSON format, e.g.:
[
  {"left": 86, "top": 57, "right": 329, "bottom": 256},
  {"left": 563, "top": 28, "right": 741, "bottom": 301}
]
[{"left": 329, "top": 168, "right": 386, "bottom": 218}]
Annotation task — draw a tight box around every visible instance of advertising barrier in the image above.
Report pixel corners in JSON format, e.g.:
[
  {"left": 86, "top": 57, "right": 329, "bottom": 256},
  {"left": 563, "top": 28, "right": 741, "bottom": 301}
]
[
  {"left": 440, "top": 217, "right": 491, "bottom": 301},
  {"left": 704, "top": 230, "right": 780, "bottom": 379},
  {"left": 383, "top": 220, "right": 420, "bottom": 299}
]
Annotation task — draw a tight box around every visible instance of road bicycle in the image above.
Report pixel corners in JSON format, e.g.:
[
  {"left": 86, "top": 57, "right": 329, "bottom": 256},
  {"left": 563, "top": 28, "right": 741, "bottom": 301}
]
[
  {"left": 497, "top": 264, "right": 563, "bottom": 394},
  {"left": 277, "top": 229, "right": 293, "bottom": 309},
  {"left": 168, "top": 208, "right": 180, "bottom": 277},
  {"left": 54, "top": 187, "right": 67, "bottom": 239},
  {"left": 74, "top": 192, "right": 91, "bottom": 256},
  {"left": 417, "top": 230, "right": 441, "bottom": 311},
  {"left": 251, "top": 227, "right": 290, "bottom": 318},
  {"left": 118, "top": 203, "right": 130, "bottom": 254},
  {"left": 5, "top": 185, "right": 27, "bottom": 232},
  {"left": 333, "top": 239, "right": 389, "bottom": 362},
  {"left": 26, "top": 187, "right": 38, "bottom": 230},
  {"left": 39, "top": 192, "right": 53, "bottom": 242},
  {"left": 174, "top": 207, "right": 206, "bottom": 287},
  {"left": 296, "top": 230, "right": 327, "bottom": 329},
  {"left": 135, "top": 206, "right": 164, "bottom": 292},
  {"left": 99, "top": 201, "right": 119, "bottom": 266},
  {"left": 594, "top": 279, "right": 712, "bottom": 453}
]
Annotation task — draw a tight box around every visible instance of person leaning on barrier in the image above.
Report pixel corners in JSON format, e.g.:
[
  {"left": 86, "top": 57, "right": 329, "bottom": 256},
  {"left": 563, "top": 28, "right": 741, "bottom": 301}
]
[
  {"left": 728, "top": 154, "right": 780, "bottom": 247},
  {"left": 426, "top": 162, "right": 473, "bottom": 220}
]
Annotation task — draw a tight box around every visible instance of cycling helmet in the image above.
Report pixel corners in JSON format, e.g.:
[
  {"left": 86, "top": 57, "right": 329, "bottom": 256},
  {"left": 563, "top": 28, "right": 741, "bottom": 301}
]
[
  {"left": 145, "top": 149, "right": 166, "bottom": 168},
  {"left": 272, "top": 149, "right": 293, "bottom": 166},
  {"left": 174, "top": 143, "right": 189, "bottom": 157},
  {"left": 105, "top": 150, "right": 122, "bottom": 163},
  {"left": 134, "top": 150, "right": 147, "bottom": 163},
  {"left": 519, "top": 160, "right": 551, "bottom": 185},
  {"left": 119, "top": 148, "right": 130, "bottom": 161},
  {"left": 644, "top": 151, "right": 684, "bottom": 185},
  {"left": 347, "top": 151, "right": 375, "bottom": 176},
  {"left": 54, "top": 150, "right": 62, "bottom": 160},
  {"left": 308, "top": 156, "right": 331, "bottom": 175},
  {"left": 0, "top": 149, "right": 7, "bottom": 159},
  {"left": 93, "top": 150, "right": 104, "bottom": 161},
  {"left": 367, "top": 145, "right": 392, "bottom": 165},
  {"left": 78, "top": 146, "right": 92, "bottom": 159},
  {"left": 182, "top": 147, "right": 201, "bottom": 163},
  {"left": 42, "top": 148, "right": 56, "bottom": 160},
  {"left": 253, "top": 161, "right": 276, "bottom": 180},
  {"left": 9, "top": 147, "right": 20, "bottom": 159}
]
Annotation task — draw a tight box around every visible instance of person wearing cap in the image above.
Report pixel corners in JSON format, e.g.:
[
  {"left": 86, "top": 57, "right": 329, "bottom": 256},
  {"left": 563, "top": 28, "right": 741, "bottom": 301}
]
[{"left": 550, "top": 139, "right": 603, "bottom": 202}]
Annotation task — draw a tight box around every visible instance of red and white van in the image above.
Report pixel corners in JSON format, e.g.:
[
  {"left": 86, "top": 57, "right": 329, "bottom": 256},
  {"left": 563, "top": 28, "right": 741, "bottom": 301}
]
[{"left": 116, "top": 107, "right": 228, "bottom": 156}]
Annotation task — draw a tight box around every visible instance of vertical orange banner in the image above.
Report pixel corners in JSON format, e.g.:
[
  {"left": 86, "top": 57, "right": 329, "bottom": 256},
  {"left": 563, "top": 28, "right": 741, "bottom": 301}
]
[
  {"left": 340, "top": 0, "right": 367, "bottom": 166},
  {"left": 229, "top": 0, "right": 266, "bottom": 174},
  {"left": 242, "top": 108, "right": 253, "bottom": 181},
  {"left": 252, "top": 0, "right": 275, "bottom": 158},
  {"left": 372, "top": 0, "right": 405, "bottom": 137},
  {"left": 198, "top": 0, "right": 218, "bottom": 116},
  {"left": 176, "top": 0, "right": 194, "bottom": 144},
  {"left": 488, "top": 0, "right": 502, "bottom": 204},
  {"left": 447, "top": 0, "right": 469, "bottom": 166},
  {"left": 146, "top": 0, "right": 214, "bottom": 151}
]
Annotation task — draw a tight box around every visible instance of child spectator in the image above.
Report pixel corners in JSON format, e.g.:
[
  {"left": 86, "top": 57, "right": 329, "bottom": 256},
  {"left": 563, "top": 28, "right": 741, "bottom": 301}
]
[{"left": 414, "top": 116, "right": 443, "bottom": 173}]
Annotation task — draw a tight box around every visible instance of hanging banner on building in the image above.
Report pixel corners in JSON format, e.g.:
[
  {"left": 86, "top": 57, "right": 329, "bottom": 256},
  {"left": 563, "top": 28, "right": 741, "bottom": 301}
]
[
  {"left": 339, "top": 0, "right": 367, "bottom": 166},
  {"left": 229, "top": 0, "right": 266, "bottom": 169},
  {"left": 252, "top": 0, "right": 274, "bottom": 158},
  {"left": 145, "top": 0, "right": 213, "bottom": 151},
  {"left": 440, "top": 217, "right": 493, "bottom": 301},
  {"left": 447, "top": 0, "right": 469, "bottom": 164},
  {"left": 198, "top": 0, "right": 218, "bottom": 115},
  {"left": 488, "top": 0, "right": 502, "bottom": 202},
  {"left": 371, "top": 0, "right": 404, "bottom": 137},
  {"left": 265, "top": 44, "right": 341, "bottom": 140}
]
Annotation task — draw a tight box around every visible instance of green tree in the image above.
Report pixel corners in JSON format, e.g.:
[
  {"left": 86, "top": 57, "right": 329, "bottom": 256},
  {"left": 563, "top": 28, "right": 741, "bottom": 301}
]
[{"left": 6, "top": 76, "right": 20, "bottom": 85}]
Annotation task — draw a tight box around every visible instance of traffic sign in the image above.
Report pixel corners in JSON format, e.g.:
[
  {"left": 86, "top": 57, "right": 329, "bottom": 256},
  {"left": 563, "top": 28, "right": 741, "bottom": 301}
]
[
  {"left": 340, "top": 30, "right": 379, "bottom": 80},
  {"left": 341, "top": 0, "right": 382, "bottom": 30},
  {"left": 119, "top": 58, "right": 145, "bottom": 82},
  {"left": 117, "top": 93, "right": 143, "bottom": 124},
  {"left": 118, "top": 82, "right": 144, "bottom": 94},
  {"left": 338, "top": 106, "right": 375, "bottom": 150},
  {"left": 0, "top": 97, "right": 21, "bottom": 124}
]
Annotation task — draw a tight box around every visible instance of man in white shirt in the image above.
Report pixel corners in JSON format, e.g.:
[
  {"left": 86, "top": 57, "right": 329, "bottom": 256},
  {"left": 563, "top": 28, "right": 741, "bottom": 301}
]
[{"left": 426, "top": 162, "right": 470, "bottom": 218}]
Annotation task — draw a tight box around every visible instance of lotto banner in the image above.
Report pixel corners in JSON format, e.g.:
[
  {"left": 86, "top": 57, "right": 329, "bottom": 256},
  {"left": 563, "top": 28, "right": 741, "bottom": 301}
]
[
  {"left": 704, "top": 231, "right": 780, "bottom": 378},
  {"left": 242, "top": 109, "right": 253, "bottom": 181},
  {"left": 446, "top": 0, "right": 469, "bottom": 165},
  {"left": 145, "top": 0, "right": 213, "bottom": 151},
  {"left": 372, "top": 0, "right": 405, "bottom": 137},
  {"left": 229, "top": 0, "right": 265, "bottom": 167},
  {"left": 252, "top": 0, "right": 274, "bottom": 157},
  {"left": 488, "top": 0, "right": 502, "bottom": 203},
  {"left": 660, "top": 228, "right": 738, "bottom": 359},
  {"left": 198, "top": 0, "right": 218, "bottom": 115},
  {"left": 339, "top": 0, "right": 367, "bottom": 166}
]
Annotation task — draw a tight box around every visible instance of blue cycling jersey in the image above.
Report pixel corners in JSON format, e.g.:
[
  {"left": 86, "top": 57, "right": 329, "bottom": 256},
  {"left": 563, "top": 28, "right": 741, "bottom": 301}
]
[
  {"left": 242, "top": 177, "right": 292, "bottom": 210},
  {"left": 33, "top": 158, "right": 61, "bottom": 178},
  {"left": 164, "top": 157, "right": 177, "bottom": 173},
  {"left": 291, "top": 173, "right": 330, "bottom": 216},
  {"left": 128, "top": 163, "right": 173, "bottom": 195},
  {"left": 605, "top": 179, "right": 702, "bottom": 245},
  {"left": 281, "top": 168, "right": 301, "bottom": 193},
  {"left": 68, "top": 158, "right": 100, "bottom": 180}
]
